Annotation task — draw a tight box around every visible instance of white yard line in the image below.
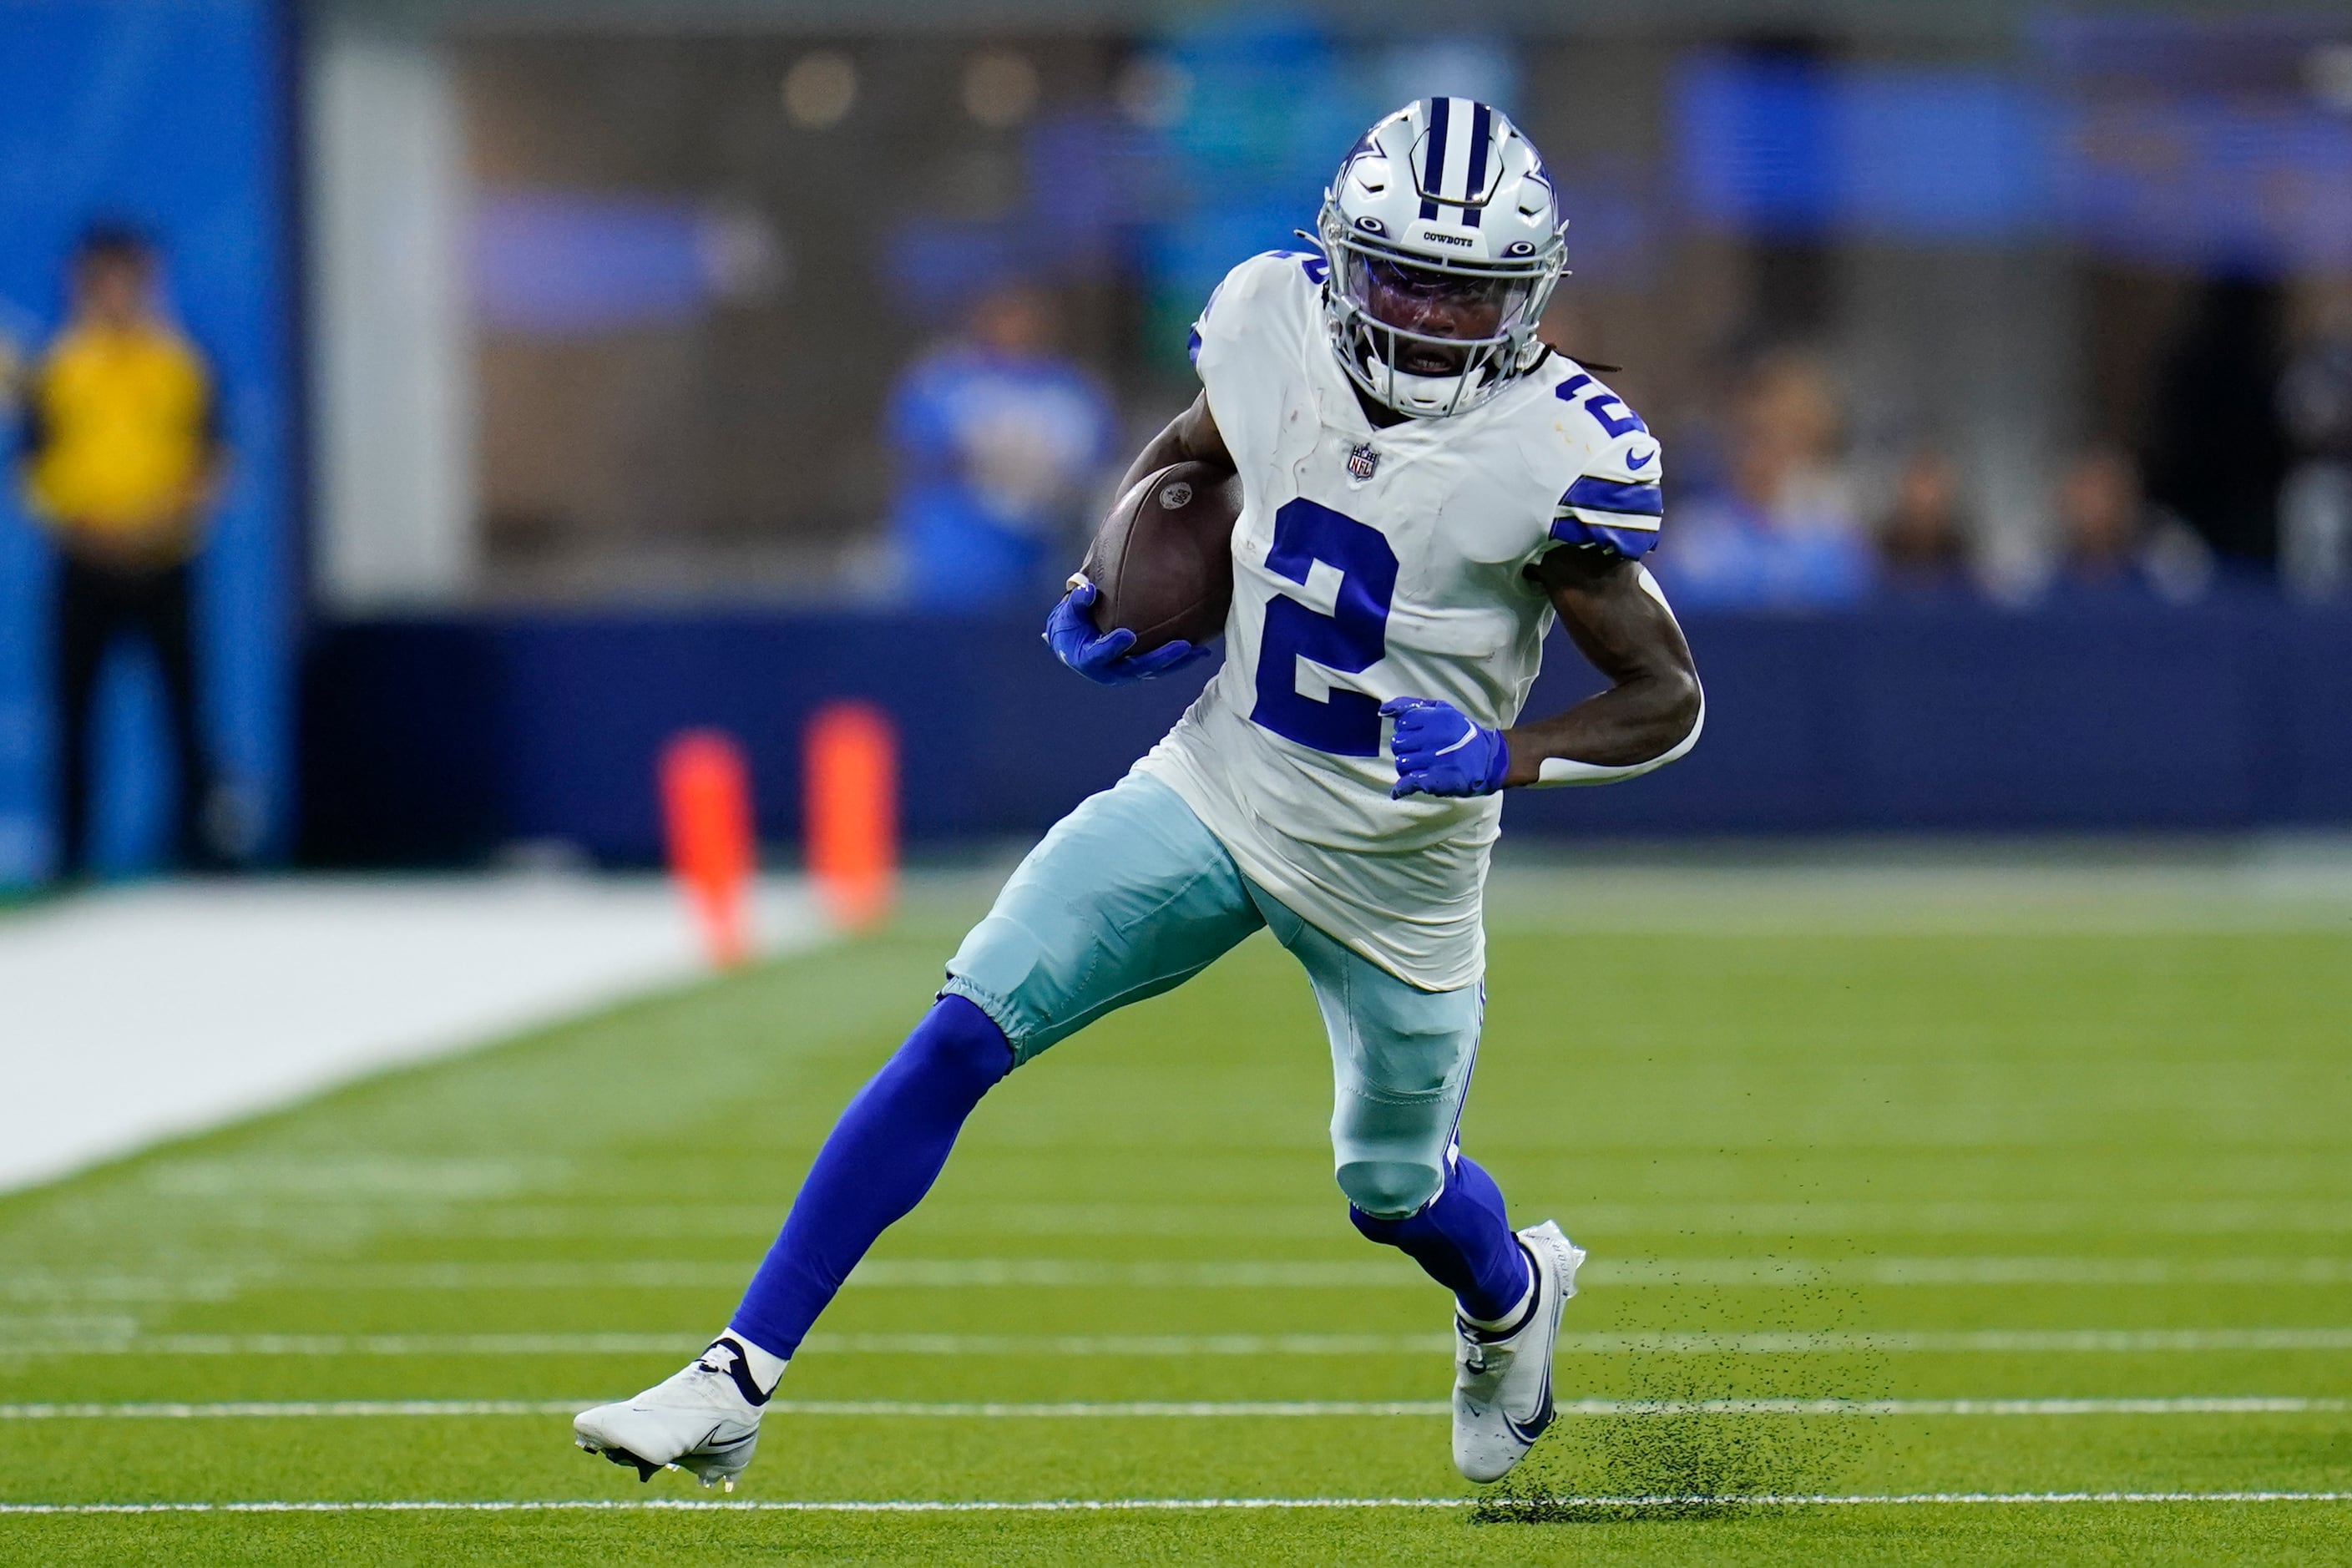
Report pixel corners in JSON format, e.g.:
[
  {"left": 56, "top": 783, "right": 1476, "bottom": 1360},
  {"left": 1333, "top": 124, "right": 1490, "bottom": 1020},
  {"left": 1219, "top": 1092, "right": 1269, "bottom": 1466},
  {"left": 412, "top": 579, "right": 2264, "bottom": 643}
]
[
  {"left": 3, "top": 1492, "right": 2348, "bottom": 1515},
  {"left": 15, "top": 1255, "right": 2350, "bottom": 1301},
  {"left": 9, "top": 1329, "right": 2352, "bottom": 1356},
  {"left": 0, "top": 875, "right": 824, "bottom": 1193},
  {"left": 0, "top": 1397, "right": 2344, "bottom": 1420},
  {"left": 914, "top": 1200, "right": 2352, "bottom": 1237}
]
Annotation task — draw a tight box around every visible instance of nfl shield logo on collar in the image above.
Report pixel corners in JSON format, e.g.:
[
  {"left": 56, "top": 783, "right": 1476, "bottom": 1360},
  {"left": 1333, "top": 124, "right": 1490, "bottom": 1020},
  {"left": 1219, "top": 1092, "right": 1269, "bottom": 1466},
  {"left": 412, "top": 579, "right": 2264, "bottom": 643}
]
[{"left": 1347, "top": 443, "right": 1380, "bottom": 481}]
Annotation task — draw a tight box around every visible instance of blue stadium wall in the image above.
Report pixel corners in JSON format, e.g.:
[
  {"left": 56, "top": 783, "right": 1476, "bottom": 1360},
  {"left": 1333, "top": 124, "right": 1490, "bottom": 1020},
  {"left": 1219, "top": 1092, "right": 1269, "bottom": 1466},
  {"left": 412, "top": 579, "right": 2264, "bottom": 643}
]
[
  {"left": 0, "top": 0, "right": 300, "bottom": 882},
  {"left": 301, "top": 595, "right": 2352, "bottom": 865}
]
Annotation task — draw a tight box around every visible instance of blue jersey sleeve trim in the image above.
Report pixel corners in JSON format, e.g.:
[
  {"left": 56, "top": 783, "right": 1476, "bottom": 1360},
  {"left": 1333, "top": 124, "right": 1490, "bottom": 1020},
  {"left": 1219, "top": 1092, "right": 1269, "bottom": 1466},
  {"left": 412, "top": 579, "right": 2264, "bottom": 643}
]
[
  {"left": 1187, "top": 324, "right": 1203, "bottom": 367},
  {"left": 1561, "top": 476, "right": 1663, "bottom": 517}
]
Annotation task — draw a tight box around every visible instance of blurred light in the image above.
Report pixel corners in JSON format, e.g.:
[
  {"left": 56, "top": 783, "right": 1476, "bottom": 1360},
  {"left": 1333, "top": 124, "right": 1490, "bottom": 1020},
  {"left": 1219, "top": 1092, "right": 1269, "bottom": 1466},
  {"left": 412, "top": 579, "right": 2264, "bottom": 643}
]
[
  {"left": 2309, "top": 43, "right": 2352, "bottom": 115},
  {"left": 699, "top": 206, "right": 789, "bottom": 304},
  {"left": 1677, "top": 57, "right": 2051, "bottom": 241},
  {"left": 1114, "top": 56, "right": 1191, "bottom": 129},
  {"left": 963, "top": 48, "right": 1039, "bottom": 129},
  {"left": 781, "top": 51, "right": 857, "bottom": 129},
  {"left": 1675, "top": 55, "right": 1837, "bottom": 233},
  {"left": 2066, "top": 99, "right": 2352, "bottom": 276}
]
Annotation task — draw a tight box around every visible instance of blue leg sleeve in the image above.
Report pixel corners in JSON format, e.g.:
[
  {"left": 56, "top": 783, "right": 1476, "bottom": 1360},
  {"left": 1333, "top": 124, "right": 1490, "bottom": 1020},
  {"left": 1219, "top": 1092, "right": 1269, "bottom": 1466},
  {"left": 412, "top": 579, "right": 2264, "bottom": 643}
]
[
  {"left": 728, "top": 994, "right": 1011, "bottom": 1358},
  {"left": 1349, "top": 1153, "right": 1530, "bottom": 1323}
]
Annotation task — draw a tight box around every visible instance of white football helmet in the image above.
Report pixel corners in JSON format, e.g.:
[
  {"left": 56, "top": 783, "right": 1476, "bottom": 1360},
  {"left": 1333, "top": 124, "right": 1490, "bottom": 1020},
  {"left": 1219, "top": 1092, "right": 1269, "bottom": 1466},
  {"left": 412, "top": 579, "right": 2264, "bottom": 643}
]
[{"left": 1316, "top": 98, "right": 1568, "bottom": 418}]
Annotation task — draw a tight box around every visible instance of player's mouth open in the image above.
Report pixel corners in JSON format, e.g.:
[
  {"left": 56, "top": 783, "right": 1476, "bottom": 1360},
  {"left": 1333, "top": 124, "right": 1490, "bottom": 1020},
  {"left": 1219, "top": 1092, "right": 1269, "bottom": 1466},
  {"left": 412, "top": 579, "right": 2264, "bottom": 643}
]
[{"left": 1399, "top": 343, "right": 1467, "bottom": 377}]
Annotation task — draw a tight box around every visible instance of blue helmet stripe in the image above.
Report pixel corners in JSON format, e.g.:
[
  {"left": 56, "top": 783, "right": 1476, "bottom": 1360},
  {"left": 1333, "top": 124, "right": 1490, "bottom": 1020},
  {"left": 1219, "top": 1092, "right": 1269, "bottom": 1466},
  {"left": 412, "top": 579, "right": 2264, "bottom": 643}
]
[
  {"left": 1417, "top": 96, "right": 1449, "bottom": 220},
  {"left": 1461, "top": 101, "right": 1492, "bottom": 228}
]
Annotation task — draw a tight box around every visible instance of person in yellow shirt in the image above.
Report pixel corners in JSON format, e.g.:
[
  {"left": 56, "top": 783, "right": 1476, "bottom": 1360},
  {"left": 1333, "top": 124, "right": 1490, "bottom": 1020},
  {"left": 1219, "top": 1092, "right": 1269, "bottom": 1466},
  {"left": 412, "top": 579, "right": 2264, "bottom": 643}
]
[{"left": 18, "top": 225, "right": 225, "bottom": 877}]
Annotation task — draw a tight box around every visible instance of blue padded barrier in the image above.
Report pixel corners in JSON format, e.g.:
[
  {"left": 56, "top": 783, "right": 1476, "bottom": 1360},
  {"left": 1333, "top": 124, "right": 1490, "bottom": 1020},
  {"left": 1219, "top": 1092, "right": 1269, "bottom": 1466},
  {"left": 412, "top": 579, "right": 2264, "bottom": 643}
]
[{"left": 298, "top": 595, "right": 2352, "bottom": 866}]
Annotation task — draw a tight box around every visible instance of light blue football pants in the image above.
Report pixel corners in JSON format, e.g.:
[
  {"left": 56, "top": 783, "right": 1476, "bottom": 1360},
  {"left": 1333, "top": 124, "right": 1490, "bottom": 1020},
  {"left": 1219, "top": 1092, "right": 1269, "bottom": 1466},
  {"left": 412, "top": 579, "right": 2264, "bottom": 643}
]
[{"left": 941, "top": 771, "right": 1483, "bottom": 1218}]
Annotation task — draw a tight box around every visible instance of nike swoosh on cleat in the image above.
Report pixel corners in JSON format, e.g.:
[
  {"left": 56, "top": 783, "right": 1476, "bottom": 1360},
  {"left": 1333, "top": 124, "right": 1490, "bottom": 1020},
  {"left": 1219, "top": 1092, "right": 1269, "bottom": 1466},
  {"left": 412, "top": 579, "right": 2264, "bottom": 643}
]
[{"left": 1504, "top": 1371, "right": 1555, "bottom": 1445}]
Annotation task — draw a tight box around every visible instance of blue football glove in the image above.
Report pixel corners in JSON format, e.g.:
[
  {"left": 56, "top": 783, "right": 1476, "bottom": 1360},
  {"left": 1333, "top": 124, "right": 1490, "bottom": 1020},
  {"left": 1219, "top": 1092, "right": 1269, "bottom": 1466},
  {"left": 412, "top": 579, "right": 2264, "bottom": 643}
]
[
  {"left": 1044, "top": 579, "right": 1211, "bottom": 685},
  {"left": 1382, "top": 695, "right": 1511, "bottom": 799}
]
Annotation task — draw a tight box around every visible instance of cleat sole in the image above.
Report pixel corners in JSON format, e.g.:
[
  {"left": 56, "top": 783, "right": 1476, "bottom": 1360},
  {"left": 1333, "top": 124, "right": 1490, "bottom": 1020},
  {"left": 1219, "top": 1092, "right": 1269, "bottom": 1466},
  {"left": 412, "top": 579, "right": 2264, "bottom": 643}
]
[{"left": 576, "top": 1434, "right": 662, "bottom": 1484}]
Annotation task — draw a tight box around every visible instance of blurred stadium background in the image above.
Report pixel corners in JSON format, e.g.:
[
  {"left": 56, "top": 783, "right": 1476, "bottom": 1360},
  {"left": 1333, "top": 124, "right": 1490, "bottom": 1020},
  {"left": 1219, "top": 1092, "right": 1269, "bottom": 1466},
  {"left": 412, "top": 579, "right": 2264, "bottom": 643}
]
[
  {"left": 1, "top": 0, "right": 2349, "bottom": 878},
  {"left": 3, "top": 0, "right": 2351, "bottom": 1557}
]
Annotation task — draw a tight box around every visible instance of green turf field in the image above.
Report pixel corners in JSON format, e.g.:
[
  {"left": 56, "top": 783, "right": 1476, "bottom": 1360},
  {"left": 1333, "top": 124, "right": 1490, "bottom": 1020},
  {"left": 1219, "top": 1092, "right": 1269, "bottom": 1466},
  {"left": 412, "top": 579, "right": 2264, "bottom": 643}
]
[{"left": 3, "top": 862, "right": 2349, "bottom": 1563}]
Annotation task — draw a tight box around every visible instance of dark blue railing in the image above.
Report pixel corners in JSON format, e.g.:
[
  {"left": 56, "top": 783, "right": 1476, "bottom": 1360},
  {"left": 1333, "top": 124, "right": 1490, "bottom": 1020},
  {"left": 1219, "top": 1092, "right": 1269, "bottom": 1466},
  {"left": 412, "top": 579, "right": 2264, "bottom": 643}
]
[{"left": 300, "top": 593, "right": 2352, "bottom": 864}]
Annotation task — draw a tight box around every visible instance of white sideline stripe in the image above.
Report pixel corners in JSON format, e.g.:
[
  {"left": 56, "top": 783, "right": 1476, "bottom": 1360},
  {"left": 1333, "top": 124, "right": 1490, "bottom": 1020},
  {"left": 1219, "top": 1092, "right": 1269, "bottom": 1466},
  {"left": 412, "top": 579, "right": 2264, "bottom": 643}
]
[
  {"left": 230, "top": 1199, "right": 2352, "bottom": 1241},
  {"left": 11, "top": 1328, "right": 2352, "bottom": 1357},
  {"left": 1, "top": 1397, "right": 2344, "bottom": 1421},
  {"left": 0, "top": 876, "right": 826, "bottom": 1195},
  {"left": 3, "top": 1492, "right": 2349, "bottom": 1515}
]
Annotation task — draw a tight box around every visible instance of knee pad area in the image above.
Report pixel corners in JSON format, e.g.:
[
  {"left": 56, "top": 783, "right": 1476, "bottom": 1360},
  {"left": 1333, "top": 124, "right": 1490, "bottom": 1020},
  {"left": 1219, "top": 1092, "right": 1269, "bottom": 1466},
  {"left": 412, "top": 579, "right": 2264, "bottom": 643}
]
[
  {"left": 909, "top": 994, "right": 1015, "bottom": 1090},
  {"left": 1338, "top": 1159, "right": 1441, "bottom": 1223}
]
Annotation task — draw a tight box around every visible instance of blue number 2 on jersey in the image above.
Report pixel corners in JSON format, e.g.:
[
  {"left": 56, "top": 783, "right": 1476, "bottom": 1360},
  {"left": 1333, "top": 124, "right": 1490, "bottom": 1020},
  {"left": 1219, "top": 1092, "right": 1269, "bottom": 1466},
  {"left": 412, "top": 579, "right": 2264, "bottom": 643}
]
[{"left": 1250, "top": 498, "right": 1398, "bottom": 756}]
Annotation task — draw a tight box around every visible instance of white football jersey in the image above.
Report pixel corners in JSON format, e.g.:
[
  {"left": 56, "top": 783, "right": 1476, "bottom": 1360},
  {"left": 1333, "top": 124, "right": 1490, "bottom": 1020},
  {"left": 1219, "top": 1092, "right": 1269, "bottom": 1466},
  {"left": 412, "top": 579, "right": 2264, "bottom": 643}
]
[{"left": 1134, "top": 251, "right": 1668, "bottom": 990}]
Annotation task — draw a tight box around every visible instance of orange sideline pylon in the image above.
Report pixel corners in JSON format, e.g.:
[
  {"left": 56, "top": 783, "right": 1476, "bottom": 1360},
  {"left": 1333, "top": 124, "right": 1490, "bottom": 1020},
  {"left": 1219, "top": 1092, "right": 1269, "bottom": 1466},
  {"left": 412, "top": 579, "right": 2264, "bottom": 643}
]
[
  {"left": 660, "top": 728, "right": 755, "bottom": 968},
  {"left": 804, "top": 700, "right": 898, "bottom": 933}
]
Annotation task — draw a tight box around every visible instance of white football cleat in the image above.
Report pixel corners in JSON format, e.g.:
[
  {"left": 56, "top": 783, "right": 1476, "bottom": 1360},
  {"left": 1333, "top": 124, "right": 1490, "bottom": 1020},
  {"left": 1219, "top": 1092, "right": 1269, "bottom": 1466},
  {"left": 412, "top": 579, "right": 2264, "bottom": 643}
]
[
  {"left": 574, "top": 1337, "right": 771, "bottom": 1490},
  {"left": 1452, "top": 1220, "right": 1585, "bottom": 1484}
]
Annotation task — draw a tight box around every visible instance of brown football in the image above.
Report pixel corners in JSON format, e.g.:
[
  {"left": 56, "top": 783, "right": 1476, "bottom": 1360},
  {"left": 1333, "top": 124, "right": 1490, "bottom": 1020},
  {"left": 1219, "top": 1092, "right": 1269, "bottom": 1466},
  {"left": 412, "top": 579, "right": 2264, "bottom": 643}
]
[{"left": 1079, "top": 460, "right": 1239, "bottom": 652}]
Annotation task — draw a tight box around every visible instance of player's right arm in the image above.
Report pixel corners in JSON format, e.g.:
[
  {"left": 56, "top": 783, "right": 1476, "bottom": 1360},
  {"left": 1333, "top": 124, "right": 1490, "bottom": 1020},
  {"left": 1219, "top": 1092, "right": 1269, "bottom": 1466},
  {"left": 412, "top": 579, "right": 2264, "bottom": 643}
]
[
  {"left": 1045, "top": 395, "right": 1231, "bottom": 687},
  {"left": 1050, "top": 251, "right": 1294, "bottom": 686},
  {"left": 1113, "top": 393, "right": 1234, "bottom": 498},
  {"left": 1121, "top": 246, "right": 1322, "bottom": 495}
]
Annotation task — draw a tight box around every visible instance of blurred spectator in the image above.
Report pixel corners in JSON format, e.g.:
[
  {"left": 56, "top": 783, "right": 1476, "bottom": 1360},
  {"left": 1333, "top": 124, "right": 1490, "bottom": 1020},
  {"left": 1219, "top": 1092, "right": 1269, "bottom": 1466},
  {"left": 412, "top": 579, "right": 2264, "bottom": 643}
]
[
  {"left": 17, "top": 225, "right": 225, "bottom": 878},
  {"left": 1732, "top": 348, "right": 1861, "bottom": 539},
  {"left": 2277, "top": 321, "right": 2352, "bottom": 600},
  {"left": 1657, "top": 347, "right": 1871, "bottom": 609},
  {"left": 2055, "top": 445, "right": 2213, "bottom": 604},
  {"left": 0, "top": 323, "right": 21, "bottom": 412},
  {"left": 1874, "top": 447, "right": 1971, "bottom": 591},
  {"left": 885, "top": 282, "right": 1114, "bottom": 609},
  {"left": 2142, "top": 279, "right": 2289, "bottom": 565}
]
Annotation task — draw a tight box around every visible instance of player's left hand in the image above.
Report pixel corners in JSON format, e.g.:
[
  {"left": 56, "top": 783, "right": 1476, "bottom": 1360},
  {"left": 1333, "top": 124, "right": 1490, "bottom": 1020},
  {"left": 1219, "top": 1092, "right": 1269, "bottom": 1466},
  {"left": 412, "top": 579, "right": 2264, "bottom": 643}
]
[{"left": 1383, "top": 696, "right": 1511, "bottom": 799}]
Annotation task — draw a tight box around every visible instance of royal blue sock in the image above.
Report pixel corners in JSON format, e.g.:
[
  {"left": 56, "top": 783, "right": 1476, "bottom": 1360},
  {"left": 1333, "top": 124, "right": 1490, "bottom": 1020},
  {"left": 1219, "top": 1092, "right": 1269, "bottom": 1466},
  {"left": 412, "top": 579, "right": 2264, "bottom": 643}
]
[
  {"left": 728, "top": 994, "right": 1011, "bottom": 1359},
  {"left": 1349, "top": 1153, "right": 1530, "bottom": 1323}
]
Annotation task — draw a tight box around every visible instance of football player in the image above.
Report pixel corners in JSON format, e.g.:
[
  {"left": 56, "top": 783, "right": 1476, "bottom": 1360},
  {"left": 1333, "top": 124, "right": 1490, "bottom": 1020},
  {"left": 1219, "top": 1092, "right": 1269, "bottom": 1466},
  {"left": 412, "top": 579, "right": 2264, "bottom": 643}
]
[{"left": 576, "top": 97, "right": 1702, "bottom": 1490}]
